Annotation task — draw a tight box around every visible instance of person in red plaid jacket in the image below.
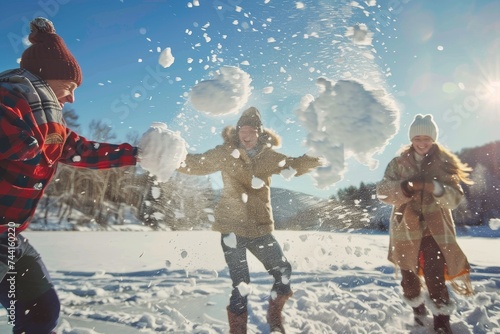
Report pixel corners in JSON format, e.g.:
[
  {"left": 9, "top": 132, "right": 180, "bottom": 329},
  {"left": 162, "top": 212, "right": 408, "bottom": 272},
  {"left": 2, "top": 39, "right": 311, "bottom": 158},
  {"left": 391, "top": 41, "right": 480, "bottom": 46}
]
[{"left": 0, "top": 17, "right": 184, "bottom": 333}]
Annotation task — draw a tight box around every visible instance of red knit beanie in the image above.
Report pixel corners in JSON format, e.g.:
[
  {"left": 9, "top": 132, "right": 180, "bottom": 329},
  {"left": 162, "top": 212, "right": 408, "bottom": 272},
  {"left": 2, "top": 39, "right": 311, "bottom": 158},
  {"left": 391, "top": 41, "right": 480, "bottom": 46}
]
[{"left": 20, "top": 17, "right": 82, "bottom": 86}]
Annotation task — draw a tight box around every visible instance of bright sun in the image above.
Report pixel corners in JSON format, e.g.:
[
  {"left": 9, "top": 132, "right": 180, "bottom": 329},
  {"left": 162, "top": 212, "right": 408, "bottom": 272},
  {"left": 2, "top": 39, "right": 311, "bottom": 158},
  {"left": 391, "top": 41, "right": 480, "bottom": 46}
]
[{"left": 485, "top": 81, "right": 500, "bottom": 105}]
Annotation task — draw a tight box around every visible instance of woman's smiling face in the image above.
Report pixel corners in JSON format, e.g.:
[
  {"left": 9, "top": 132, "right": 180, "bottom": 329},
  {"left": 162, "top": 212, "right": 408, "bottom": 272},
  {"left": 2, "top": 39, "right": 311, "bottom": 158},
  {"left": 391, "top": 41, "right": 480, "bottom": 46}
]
[{"left": 411, "top": 135, "right": 434, "bottom": 156}]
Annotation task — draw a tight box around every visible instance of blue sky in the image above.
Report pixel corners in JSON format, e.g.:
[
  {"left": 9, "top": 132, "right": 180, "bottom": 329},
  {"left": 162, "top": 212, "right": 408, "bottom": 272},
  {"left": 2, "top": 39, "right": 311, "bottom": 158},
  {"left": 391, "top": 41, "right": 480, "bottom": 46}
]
[{"left": 1, "top": 0, "right": 498, "bottom": 198}]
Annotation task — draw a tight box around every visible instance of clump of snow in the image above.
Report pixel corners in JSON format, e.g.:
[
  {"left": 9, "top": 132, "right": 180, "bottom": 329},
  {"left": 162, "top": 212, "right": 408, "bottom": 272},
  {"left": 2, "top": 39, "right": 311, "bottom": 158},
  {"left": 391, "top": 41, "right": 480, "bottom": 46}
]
[
  {"left": 489, "top": 218, "right": 500, "bottom": 230},
  {"left": 151, "top": 212, "right": 165, "bottom": 220},
  {"left": 138, "top": 122, "right": 188, "bottom": 182},
  {"left": 241, "top": 193, "right": 248, "bottom": 203},
  {"left": 263, "top": 86, "right": 274, "bottom": 94},
  {"left": 280, "top": 167, "right": 297, "bottom": 180},
  {"left": 151, "top": 186, "right": 161, "bottom": 199},
  {"left": 189, "top": 66, "right": 253, "bottom": 116},
  {"left": 231, "top": 149, "right": 240, "bottom": 158},
  {"left": 297, "top": 78, "right": 399, "bottom": 188},
  {"left": 345, "top": 23, "right": 373, "bottom": 45},
  {"left": 158, "top": 47, "right": 175, "bottom": 68},
  {"left": 237, "top": 282, "right": 252, "bottom": 297},
  {"left": 223, "top": 232, "right": 237, "bottom": 248},
  {"left": 134, "top": 313, "right": 155, "bottom": 329},
  {"left": 251, "top": 176, "right": 265, "bottom": 189}
]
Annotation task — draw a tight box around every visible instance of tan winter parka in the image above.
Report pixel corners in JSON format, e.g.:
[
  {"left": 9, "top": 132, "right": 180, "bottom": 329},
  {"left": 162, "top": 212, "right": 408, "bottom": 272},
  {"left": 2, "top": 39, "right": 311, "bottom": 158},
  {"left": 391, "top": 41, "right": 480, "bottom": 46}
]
[
  {"left": 376, "top": 145, "right": 472, "bottom": 294},
  {"left": 178, "top": 126, "right": 321, "bottom": 238}
]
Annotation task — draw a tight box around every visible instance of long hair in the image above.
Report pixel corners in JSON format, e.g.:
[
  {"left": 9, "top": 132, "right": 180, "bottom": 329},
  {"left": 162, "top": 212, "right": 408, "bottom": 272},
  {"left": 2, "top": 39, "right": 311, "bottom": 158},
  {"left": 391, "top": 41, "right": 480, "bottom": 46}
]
[{"left": 399, "top": 143, "right": 474, "bottom": 185}]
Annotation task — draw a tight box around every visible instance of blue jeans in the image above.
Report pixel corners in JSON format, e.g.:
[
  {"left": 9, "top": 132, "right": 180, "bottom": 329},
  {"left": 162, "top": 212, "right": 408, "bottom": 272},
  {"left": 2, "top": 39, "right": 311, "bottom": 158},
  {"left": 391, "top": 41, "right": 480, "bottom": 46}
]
[
  {"left": 0, "top": 233, "right": 59, "bottom": 333},
  {"left": 221, "top": 233, "right": 292, "bottom": 314}
]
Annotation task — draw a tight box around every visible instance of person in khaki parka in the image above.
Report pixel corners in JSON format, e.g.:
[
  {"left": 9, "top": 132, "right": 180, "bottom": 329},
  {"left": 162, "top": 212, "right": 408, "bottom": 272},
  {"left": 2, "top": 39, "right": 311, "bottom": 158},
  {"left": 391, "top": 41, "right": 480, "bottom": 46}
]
[
  {"left": 376, "top": 114, "right": 474, "bottom": 334},
  {"left": 178, "top": 107, "right": 321, "bottom": 334}
]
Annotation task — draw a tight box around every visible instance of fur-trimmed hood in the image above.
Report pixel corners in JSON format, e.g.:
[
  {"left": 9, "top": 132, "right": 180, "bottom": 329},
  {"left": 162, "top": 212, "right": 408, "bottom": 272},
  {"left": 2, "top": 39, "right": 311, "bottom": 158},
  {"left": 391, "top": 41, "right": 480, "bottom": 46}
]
[{"left": 221, "top": 125, "right": 281, "bottom": 149}]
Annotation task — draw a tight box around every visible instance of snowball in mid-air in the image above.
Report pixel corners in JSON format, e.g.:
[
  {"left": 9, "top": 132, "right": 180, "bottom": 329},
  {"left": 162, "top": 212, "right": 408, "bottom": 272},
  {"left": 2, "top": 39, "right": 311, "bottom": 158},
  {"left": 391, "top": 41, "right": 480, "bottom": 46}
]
[
  {"left": 189, "top": 66, "right": 253, "bottom": 116},
  {"left": 489, "top": 218, "right": 500, "bottom": 231},
  {"left": 159, "top": 47, "right": 175, "bottom": 68},
  {"left": 296, "top": 78, "right": 399, "bottom": 188}
]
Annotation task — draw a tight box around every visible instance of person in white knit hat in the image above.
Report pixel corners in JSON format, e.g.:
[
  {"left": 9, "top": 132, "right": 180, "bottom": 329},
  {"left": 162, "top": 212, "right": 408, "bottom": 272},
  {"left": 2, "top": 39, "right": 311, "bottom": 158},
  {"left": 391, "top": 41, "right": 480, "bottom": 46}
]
[{"left": 376, "top": 114, "right": 474, "bottom": 334}]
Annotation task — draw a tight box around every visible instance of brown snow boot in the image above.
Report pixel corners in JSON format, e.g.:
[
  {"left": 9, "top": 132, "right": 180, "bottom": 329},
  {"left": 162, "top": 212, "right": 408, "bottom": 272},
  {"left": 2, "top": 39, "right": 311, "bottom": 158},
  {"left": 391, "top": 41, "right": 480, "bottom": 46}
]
[
  {"left": 227, "top": 306, "right": 247, "bottom": 334},
  {"left": 413, "top": 303, "right": 427, "bottom": 326},
  {"left": 434, "top": 314, "right": 452, "bottom": 334},
  {"left": 267, "top": 291, "right": 293, "bottom": 333}
]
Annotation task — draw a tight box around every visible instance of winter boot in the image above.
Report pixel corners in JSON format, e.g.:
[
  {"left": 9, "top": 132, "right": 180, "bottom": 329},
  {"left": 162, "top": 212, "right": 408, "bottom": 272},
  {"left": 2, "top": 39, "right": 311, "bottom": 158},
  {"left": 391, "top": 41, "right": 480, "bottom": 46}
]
[
  {"left": 413, "top": 303, "right": 427, "bottom": 326},
  {"left": 403, "top": 294, "right": 426, "bottom": 327},
  {"left": 267, "top": 291, "right": 293, "bottom": 333},
  {"left": 429, "top": 299, "right": 455, "bottom": 334},
  {"left": 434, "top": 314, "right": 452, "bottom": 334},
  {"left": 227, "top": 306, "right": 247, "bottom": 334}
]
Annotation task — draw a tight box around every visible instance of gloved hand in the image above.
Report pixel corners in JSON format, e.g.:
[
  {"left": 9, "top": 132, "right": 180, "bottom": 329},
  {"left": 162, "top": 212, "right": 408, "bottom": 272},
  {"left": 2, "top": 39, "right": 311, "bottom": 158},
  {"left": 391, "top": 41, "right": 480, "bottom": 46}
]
[
  {"left": 407, "top": 180, "right": 425, "bottom": 192},
  {"left": 401, "top": 173, "right": 435, "bottom": 196},
  {"left": 138, "top": 122, "right": 187, "bottom": 182}
]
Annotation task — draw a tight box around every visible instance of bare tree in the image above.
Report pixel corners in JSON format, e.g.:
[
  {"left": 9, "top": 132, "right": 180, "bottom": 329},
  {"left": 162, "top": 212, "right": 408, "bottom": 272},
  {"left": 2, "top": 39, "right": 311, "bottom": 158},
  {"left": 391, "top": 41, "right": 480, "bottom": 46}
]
[
  {"left": 62, "top": 108, "right": 80, "bottom": 131},
  {"left": 88, "top": 119, "right": 117, "bottom": 142}
]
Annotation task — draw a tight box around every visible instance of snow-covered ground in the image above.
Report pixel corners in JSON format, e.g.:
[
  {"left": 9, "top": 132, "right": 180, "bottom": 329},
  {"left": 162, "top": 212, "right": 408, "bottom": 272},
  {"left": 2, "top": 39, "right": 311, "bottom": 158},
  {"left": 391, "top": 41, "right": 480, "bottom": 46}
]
[{"left": 0, "top": 230, "right": 498, "bottom": 333}]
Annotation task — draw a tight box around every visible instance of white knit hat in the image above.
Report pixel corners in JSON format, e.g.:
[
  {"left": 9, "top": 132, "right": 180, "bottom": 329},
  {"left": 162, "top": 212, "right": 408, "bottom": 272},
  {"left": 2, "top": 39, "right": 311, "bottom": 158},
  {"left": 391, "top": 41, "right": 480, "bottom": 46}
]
[{"left": 409, "top": 114, "right": 438, "bottom": 141}]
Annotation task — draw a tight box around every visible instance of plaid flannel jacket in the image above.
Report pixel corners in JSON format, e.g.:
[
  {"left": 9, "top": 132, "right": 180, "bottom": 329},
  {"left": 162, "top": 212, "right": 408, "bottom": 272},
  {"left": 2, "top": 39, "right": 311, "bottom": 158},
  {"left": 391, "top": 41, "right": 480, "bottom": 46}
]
[{"left": 0, "top": 69, "right": 138, "bottom": 233}]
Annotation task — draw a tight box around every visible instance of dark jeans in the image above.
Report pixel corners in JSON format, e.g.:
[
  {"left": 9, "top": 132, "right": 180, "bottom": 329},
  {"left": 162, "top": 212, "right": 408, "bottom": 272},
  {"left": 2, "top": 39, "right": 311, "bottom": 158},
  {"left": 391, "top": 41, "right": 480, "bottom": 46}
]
[
  {"left": 221, "top": 233, "right": 292, "bottom": 314},
  {"left": 401, "top": 235, "right": 450, "bottom": 306},
  {"left": 0, "top": 233, "right": 59, "bottom": 333}
]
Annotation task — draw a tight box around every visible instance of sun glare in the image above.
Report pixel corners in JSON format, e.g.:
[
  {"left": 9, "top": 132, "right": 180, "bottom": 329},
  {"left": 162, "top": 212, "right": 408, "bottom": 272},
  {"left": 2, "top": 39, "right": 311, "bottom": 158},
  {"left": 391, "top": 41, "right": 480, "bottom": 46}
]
[{"left": 486, "top": 81, "right": 500, "bottom": 105}]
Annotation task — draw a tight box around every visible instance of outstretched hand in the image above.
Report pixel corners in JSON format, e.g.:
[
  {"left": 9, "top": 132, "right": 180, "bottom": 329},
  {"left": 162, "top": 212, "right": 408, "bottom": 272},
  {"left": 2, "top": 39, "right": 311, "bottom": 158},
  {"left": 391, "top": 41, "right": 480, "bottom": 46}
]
[{"left": 138, "top": 122, "right": 187, "bottom": 182}]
